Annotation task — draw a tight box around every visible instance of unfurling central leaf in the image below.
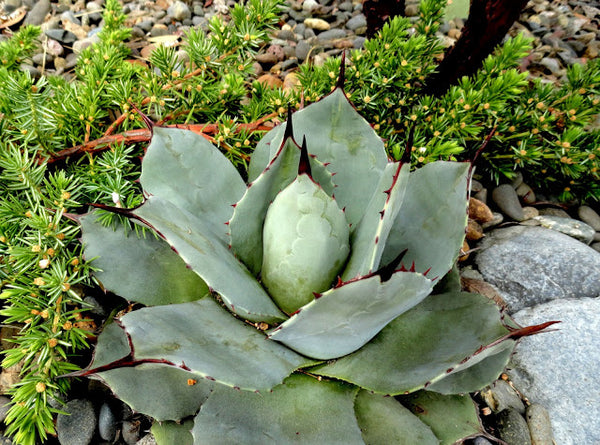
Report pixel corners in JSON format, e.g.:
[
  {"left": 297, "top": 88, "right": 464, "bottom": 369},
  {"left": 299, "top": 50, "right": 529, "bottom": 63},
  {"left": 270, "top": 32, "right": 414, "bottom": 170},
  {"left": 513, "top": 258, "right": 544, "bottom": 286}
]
[{"left": 261, "top": 173, "right": 350, "bottom": 314}]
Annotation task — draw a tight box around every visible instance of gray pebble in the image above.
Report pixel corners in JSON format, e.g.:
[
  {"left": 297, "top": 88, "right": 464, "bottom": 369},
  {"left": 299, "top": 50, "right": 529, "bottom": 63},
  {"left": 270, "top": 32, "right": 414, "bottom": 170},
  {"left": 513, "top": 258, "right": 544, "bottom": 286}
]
[
  {"left": 481, "top": 212, "right": 503, "bottom": 229},
  {"left": 533, "top": 215, "right": 596, "bottom": 244},
  {"left": 0, "top": 396, "right": 11, "bottom": 423},
  {"left": 496, "top": 409, "right": 532, "bottom": 445},
  {"left": 277, "top": 29, "right": 297, "bottom": 41},
  {"left": 473, "top": 437, "right": 494, "bottom": 445},
  {"left": 56, "top": 399, "right": 96, "bottom": 445},
  {"left": 537, "top": 207, "right": 570, "bottom": 218},
  {"left": 526, "top": 403, "right": 554, "bottom": 445},
  {"left": 346, "top": 14, "right": 367, "bottom": 32},
  {"left": 481, "top": 380, "right": 526, "bottom": 414},
  {"left": 98, "top": 403, "right": 118, "bottom": 441},
  {"left": 168, "top": 1, "right": 192, "bottom": 21},
  {"left": 72, "top": 35, "right": 101, "bottom": 54},
  {"left": 122, "top": 420, "right": 142, "bottom": 445},
  {"left": 32, "top": 52, "right": 52, "bottom": 66},
  {"left": 353, "top": 36, "right": 366, "bottom": 49},
  {"left": 24, "top": 0, "right": 51, "bottom": 26},
  {"left": 316, "top": 28, "right": 347, "bottom": 42},
  {"left": 492, "top": 184, "right": 525, "bottom": 221},
  {"left": 539, "top": 57, "right": 563, "bottom": 75},
  {"left": 19, "top": 64, "right": 40, "bottom": 77},
  {"left": 136, "top": 19, "right": 154, "bottom": 33},
  {"left": 577, "top": 206, "right": 600, "bottom": 231},
  {"left": 295, "top": 40, "right": 311, "bottom": 60},
  {"left": 61, "top": 10, "right": 81, "bottom": 26},
  {"left": 150, "top": 24, "right": 170, "bottom": 37},
  {"left": 516, "top": 182, "right": 536, "bottom": 204},
  {"left": 522, "top": 206, "right": 540, "bottom": 220},
  {"left": 44, "top": 29, "right": 78, "bottom": 45}
]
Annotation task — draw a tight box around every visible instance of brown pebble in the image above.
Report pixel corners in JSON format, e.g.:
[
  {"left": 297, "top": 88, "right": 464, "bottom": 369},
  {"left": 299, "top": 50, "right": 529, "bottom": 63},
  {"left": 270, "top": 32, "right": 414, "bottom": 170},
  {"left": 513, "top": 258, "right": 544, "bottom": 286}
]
[
  {"left": 466, "top": 219, "right": 484, "bottom": 240},
  {"left": 458, "top": 239, "right": 470, "bottom": 261},
  {"left": 257, "top": 73, "right": 283, "bottom": 89},
  {"left": 469, "top": 197, "right": 494, "bottom": 223},
  {"left": 460, "top": 277, "right": 508, "bottom": 310}
]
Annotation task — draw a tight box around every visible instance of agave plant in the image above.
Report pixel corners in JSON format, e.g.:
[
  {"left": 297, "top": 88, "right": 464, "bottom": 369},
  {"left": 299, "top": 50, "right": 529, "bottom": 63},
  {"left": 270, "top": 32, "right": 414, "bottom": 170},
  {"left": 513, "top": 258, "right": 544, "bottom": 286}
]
[{"left": 77, "top": 80, "right": 554, "bottom": 444}]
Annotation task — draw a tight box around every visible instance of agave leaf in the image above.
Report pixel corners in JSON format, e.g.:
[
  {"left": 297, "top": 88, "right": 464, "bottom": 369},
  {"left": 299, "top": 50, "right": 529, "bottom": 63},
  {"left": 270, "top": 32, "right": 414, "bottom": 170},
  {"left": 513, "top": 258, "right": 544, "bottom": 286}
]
[
  {"left": 342, "top": 162, "right": 410, "bottom": 280},
  {"left": 311, "top": 291, "right": 512, "bottom": 394},
  {"left": 425, "top": 344, "right": 513, "bottom": 394},
  {"left": 91, "top": 299, "right": 314, "bottom": 393},
  {"left": 354, "top": 391, "right": 439, "bottom": 445},
  {"left": 191, "top": 374, "right": 364, "bottom": 444},
  {"left": 249, "top": 88, "right": 388, "bottom": 230},
  {"left": 381, "top": 161, "right": 470, "bottom": 280},
  {"left": 399, "top": 391, "right": 482, "bottom": 445},
  {"left": 139, "top": 127, "right": 246, "bottom": 242},
  {"left": 269, "top": 271, "right": 433, "bottom": 360},
  {"left": 229, "top": 137, "right": 300, "bottom": 275},
  {"left": 261, "top": 174, "right": 350, "bottom": 315},
  {"left": 89, "top": 323, "right": 213, "bottom": 421},
  {"left": 133, "top": 196, "right": 286, "bottom": 323},
  {"left": 151, "top": 420, "right": 194, "bottom": 445},
  {"left": 80, "top": 213, "right": 209, "bottom": 306}
]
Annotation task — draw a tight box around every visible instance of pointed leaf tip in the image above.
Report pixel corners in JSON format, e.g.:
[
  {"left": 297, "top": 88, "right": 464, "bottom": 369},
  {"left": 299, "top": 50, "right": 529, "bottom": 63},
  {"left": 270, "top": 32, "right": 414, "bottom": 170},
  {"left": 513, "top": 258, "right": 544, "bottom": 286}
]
[
  {"left": 336, "top": 51, "right": 347, "bottom": 90},
  {"left": 283, "top": 106, "right": 295, "bottom": 141},
  {"left": 130, "top": 101, "right": 155, "bottom": 132},
  {"left": 298, "top": 136, "right": 312, "bottom": 176},
  {"left": 374, "top": 248, "right": 408, "bottom": 282}
]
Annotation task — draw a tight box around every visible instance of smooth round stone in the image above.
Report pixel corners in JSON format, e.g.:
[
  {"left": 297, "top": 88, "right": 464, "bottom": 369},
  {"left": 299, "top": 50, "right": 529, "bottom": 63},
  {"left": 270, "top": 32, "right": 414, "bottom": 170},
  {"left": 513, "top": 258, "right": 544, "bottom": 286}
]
[
  {"left": 496, "top": 409, "right": 532, "bottom": 445},
  {"left": 56, "top": 399, "right": 97, "bottom": 445},
  {"left": 24, "top": 0, "right": 51, "bottom": 26},
  {"left": 345, "top": 14, "right": 366, "bottom": 32},
  {"left": 0, "top": 396, "right": 11, "bottom": 423},
  {"left": 526, "top": 403, "right": 555, "bottom": 445},
  {"left": 295, "top": 40, "right": 311, "bottom": 60},
  {"left": 533, "top": 215, "right": 595, "bottom": 244},
  {"left": 316, "top": 28, "right": 347, "bottom": 42},
  {"left": 577, "top": 205, "right": 600, "bottom": 231},
  {"left": 44, "top": 29, "right": 78, "bottom": 44},
  {"left": 167, "top": 0, "right": 191, "bottom": 21},
  {"left": 304, "top": 18, "right": 330, "bottom": 31},
  {"left": 122, "top": 420, "right": 142, "bottom": 445},
  {"left": 492, "top": 184, "right": 525, "bottom": 221},
  {"left": 516, "top": 182, "right": 536, "bottom": 204},
  {"left": 98, "top": 403, "right": 118, "bottom": 441}
]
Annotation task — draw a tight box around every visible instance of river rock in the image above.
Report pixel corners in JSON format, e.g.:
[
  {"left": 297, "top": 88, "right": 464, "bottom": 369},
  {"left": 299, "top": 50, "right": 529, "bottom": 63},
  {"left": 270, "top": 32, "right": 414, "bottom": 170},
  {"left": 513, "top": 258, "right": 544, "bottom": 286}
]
[
  {"left": 481, "top": 380, "right": 525, "bottom": 414},
  {"left": 304, "top": 18, "right": 330, "bottom": 31},
  {"left": 577, "top": 205, "right": 600, "bottom": 231},
  {"left": 508, "top": 297, "right": 600, "bottom": 445},
  {"left": 496, "top": 409, "right": 532, "bottom": 445},
  {"left": 24, "top": 0, "right": 51, "bottom": 26},
  {"left": 533, "top": 215, "right": 595, "bottom": 244},
  {"left": 492, "top": 184, "right": 525, "bottom": 221},
  {"left": 526, "top": 403, "right": 555, "bottom": 445},
  {"left": 56, "top": 399, "right": 97, "bottom": 445},
  {"left": 475, "top": 226, "right": 600, "bottom": 312}
]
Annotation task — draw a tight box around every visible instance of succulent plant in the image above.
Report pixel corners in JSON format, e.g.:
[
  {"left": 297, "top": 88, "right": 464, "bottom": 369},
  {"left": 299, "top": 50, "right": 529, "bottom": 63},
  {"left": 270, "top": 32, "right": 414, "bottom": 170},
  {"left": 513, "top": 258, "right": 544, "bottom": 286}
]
[{"left": 76, "top": 80, "right": 555, "bottom": 444}]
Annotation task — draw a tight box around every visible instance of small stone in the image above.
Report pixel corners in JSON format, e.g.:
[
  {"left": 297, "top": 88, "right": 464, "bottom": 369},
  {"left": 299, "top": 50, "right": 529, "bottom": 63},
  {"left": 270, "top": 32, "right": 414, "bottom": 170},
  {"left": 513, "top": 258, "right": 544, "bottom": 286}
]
[
  {"left": 256, "top": 73, "right": 283, "bottom": 89},
  {"left": 150, "top": 24, "right": 169, "bottom": 37},
  {"left": 255, "top": 52, "right": 280, "bottom": 64},
  {"left": 405, "top": 4, "right": 419, "bottom": 16},
  {"left": 0, "top": 396, "right": 11, "bottom": 423},
  {"left": 469, "top": 197, "right": 494, "bottom": 223},
  {"left": 98, "top": 403, "right": 118, "bottom": 441},
  {"left": 496, "top": 409, "right": 532, "bottom": 445},
  {"left": 44, "top": 29, "right": 78, "bottom": 44},
  {"left": 592, "top": 242, "right": 600, "bottom": 253},
  {"left": 492, "top": 184, "right": 525, "bottom": 221},
  {"left": 522, "top": 206, "right": 539, "bottom": 220},
  {"left": 167, "top": 1, "right": 191, "bottom": 21},
  {"left": 481, "top": 380, "right": 526, "bottom": 414},
  {"left": 470, "top": 179, "right": 484, "bottom": 193},
  {"left": 466, "top": 219, "right": 484, "bottom": 241},
  {"left": 460, "top": 277, "right": 507, "bottom": 310},
  {"left": 516, "top": 182, "right": 536, "bottom": 204},
  {"left": 56, "top": 399, "right": 96, "bottom": 445},
  {"left": 481, "top": 212, "right": 503, "bottom": 230},
  {"left": 345, "top": 14, "right": 366, "bottom": 32},
  {"left": 32, "top": 53, "right": 52, "bottom": 66},
  {"left": 24, "top": 0, "right": 51, "bottom": 26},
  {"left": 283, "top": 72, "right": 301, "bottom": 93},
  {"left": 61, "top": 10, "right": 81, "bottom": 26},
  {"left": 577, "top": 206, "right": 600, "bottom": 231},
  {"left": 72, "top": 35, "right": 101, "bottom": 54},
  {"left": 473, "top": 438, "right": 494, "bottom": 445},
  {"left": 539, "top": 57, "right": 563, "bottom": 75},
  {"left": 526, "top": 404, "right": 554, "bottom": 445},
  {"left": 44, "top": 38, "right": 64, "bottom": 57},
  {"left": 302, "top": 0, "right": 319, "bottom": 13},
  {"left": 353, "top": 36, "right": 366, "bottom": 49},
  {"left": 276, "top": 29, "right": 297, "bottom": 41},
  {"left": 295, "top": 39, "right": 311, "bottom": 61},
  {"left": 122, "top": 420, "right": 142, "bottom": 445},
  {"left": 533, "top": 215, "right": 595, "bottom": 244},
  {"left": 538, "top": 207, "right": 570, "bottom": 218},
  {"left": 54, "top": 57, "right": 67, "bottom": 72},
  {"left": 304, "top": 18, "right": 330, "bottom": 31},
  {"left": 474, "top": 188, "right": 488, "bottom": 204},
  {"left": 316, "top": 29, "right": 347, "bottom": 42}
]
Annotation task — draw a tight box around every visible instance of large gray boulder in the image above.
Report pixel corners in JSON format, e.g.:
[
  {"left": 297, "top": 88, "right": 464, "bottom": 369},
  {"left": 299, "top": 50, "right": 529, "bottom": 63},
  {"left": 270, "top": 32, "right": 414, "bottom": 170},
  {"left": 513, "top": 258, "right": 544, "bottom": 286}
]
[
  {"left": 475, "top": 226, "right": 600, "bottom": 312},
  {"left": 508, "top": 297, "right": 600, "bottom": 445}
]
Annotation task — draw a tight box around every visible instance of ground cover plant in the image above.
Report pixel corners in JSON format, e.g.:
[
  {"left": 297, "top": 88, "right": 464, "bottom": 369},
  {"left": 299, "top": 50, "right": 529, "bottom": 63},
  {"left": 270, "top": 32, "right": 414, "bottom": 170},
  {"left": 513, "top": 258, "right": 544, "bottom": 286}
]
[{"left": 0, "top": 0, "right": 597, "bottom": 443}]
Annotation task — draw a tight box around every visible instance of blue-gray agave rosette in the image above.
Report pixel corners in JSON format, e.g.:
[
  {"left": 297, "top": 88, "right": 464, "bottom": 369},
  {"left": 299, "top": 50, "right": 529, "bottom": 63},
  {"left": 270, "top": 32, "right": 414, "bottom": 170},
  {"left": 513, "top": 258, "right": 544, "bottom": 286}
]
[{"left": 78, "top": 85, "right": 553, "bottom": 444}]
